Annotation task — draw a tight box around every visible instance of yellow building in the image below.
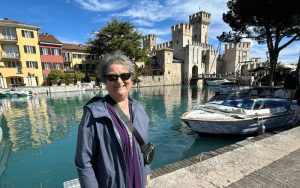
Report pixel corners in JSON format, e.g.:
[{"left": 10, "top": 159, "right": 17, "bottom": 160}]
[
  {"left": 0, "top": 18, "right": 43, "bottom": 88},
  {"left": 62, "top": 43, "right": 98, "bottom": 80}
]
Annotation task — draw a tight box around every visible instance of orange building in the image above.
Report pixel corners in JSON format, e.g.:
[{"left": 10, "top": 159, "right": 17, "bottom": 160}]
[{"left": 39, "top": 33, "right": 63, "bottom": 79}]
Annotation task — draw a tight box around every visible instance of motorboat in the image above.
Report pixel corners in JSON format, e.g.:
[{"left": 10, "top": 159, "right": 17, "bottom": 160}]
[
  {"left": 205, "top": 79, "right": 233, "bottom": 86},
  {"left": 0, "top": 89, "right": 32, "bottom": 98},
  {"left": 181, "top": 98, "right": 297, "bottom": 135}
]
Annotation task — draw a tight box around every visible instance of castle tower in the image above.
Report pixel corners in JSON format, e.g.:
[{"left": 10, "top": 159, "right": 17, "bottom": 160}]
[
  {"left": 222, "top": 42, "right": 251, "bottom": 74},
  {"left": 189, "top": 11, "right": 211, "bottom": 44},
  {"left": 143, "top": 34, "right": 156, "bottom": 52},
  {"left": 171, "top": 23, "right": 192, "bottom": 60}
]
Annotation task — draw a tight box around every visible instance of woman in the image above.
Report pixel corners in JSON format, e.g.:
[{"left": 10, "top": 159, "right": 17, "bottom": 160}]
[{"left": 75, "top": 51, "right": 151, "bottom": 188}]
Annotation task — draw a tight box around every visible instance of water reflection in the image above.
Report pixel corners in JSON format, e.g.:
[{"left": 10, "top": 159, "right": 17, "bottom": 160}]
[
  {"left": 181, "top": 135, "right": 244, "bottom": 160},
  {"left": 0, "top": 85, "right": 239, "bottom": 187},
  {"left": 0, "top": 91, "right": 100, "bottom": 152}
]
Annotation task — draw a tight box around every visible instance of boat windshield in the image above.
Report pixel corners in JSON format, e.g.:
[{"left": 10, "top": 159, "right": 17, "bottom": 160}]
[
  {"left": 252, "top": 99, "right": 287, "bottom": 110},
  {"left": 223, "top": 99, "right": 254, "bottom": 109}
]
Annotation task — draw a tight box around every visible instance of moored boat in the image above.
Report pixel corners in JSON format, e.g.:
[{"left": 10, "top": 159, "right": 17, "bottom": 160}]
[
  {"left": 181, "top": 98, "right": 297, "bottom": 135},
  {"left": 205, "top": 79, "right": 233, "bottom": 86}
]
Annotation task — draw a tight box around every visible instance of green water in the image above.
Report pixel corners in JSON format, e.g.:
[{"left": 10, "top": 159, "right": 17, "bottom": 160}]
[{"left": 0, "top": 85, "right": 242, "bottom": 188}]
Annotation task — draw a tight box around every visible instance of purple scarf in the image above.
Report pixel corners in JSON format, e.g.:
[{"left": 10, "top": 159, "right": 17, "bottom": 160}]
[{"left": 107, "top": 103, "right": 142, "bottom": 188}]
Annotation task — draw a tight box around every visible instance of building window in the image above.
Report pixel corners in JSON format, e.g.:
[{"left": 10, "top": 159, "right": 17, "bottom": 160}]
[
  {"left": 24, "top": 45, "right": 36, "bottom": 54},
  {"left": 42, "top": 62, "right": 51, "bottom": 70},
  {"left": 26, "top": 61, "right": 38, "bottom": 69},
  {"left": 0, "top": 27, "right": 16, "bottom": 40},
  {"left": 21, "top": 30, "right": 34, "bottom": 38},
  {"left": 73, "top": 53, "right": 83, "bottom": 59},
  {"left": 4, "top": 45, "right": 19, "bottom": 58},
  {"left": 5, "top": 61, "right": 21, "bottom": 68},
  {"left": 56, "top": 63, "right": 62, "bottom": 69},
  {"left": 10, "top": 77, "right": 22, "bottom": 85},
  {"left": 53, "top": 49, "right": 60, "bottom": 55},
  {"left": 41, "top": 48, "right": 50, "bottom": 55}
]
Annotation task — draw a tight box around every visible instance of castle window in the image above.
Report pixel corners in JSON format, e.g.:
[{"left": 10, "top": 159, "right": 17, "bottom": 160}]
[
  {"left": 194, "top": 35, "right": 197, "bottom": 39},
  {"left": 176, "top": 41, "right": 179, "bottom": 44}
]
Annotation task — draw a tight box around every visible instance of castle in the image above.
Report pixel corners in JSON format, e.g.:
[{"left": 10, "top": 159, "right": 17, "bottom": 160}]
[{"left": 142, "top": 11, "right": 263, "bottom": 85}]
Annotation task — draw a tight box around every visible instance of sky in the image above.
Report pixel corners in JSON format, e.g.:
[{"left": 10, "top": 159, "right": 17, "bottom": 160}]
[{"left": 1, "top": 0, "right": 299, "bottom": 64}]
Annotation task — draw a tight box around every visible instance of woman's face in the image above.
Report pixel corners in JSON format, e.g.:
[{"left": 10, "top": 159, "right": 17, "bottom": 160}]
[{"left": 105, "top": 62, "right": 132, "bottom": 100}]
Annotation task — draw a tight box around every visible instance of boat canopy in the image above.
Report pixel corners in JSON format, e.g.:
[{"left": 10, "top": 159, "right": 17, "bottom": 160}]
[{"left": 223, "top": 98, "right": 288, "bottom": 110}]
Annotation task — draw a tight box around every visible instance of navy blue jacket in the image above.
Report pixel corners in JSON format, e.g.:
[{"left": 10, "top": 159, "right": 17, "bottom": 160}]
[{"left": 75, "top": 96, "right": 151, "bottom": 188}]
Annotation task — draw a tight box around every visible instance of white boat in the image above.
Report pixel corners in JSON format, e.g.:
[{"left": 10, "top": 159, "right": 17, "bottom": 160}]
[
  {"left": 205, "top": 79, "right": 233, "bottom": 86},
  {"left": 181, "top": 98, "right": 297, "bottom": 135},
  {"left": 0, "top": 89, "right": 32, "bottom": 98}
]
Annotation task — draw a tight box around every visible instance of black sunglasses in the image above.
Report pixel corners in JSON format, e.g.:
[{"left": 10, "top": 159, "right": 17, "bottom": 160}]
[{"left": 106, "top": 73, "right": 131, "bottom": 81}]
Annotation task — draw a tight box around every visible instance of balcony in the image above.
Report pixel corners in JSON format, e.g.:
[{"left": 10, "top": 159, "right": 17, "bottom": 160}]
[
  {"left": 0, "top": 35, "right": 17, "bottom": 43},
  {"left": 0, "top": 51, "right": 20, "bottom": 60}
]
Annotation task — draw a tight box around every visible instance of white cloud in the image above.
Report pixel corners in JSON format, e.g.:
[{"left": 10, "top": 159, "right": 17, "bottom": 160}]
[
  {"left": 74, "top": 0, "right": 299, "bottom": 63},
  {"left": 114, "top": 0, "right": 171, "bottom": 22},
  {"left": 74, "top": 0, "right": 127, "bottom": 11},
  {"left": 137, "top": 27, "right": 170, "bottom": 37},
  {"left": 57, "top": 36, "right": 81, "bottom": 44},
  {"left": 132, "top": 19, "right": 155, "bottom": 27}
]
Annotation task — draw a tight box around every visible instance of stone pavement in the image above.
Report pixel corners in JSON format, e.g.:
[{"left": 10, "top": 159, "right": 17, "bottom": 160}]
[
  {"left": 148, "top": 126, "right": 300, "bottom": 188},
  {"left": 227, "top": 148, "right": 300, "bottom": 188},
  {"left": 64, "top": 126, "right": 300, "bottom": 188}
]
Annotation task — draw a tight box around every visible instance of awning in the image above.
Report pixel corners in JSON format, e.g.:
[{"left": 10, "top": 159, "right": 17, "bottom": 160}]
[{"left": 248, "top": 67, "right": 270, "bottom": 72}]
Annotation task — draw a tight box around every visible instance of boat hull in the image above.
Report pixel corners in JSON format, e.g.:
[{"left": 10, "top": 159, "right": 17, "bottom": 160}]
[{"left": 182, "top": 111, "right": 294, "bottom": 135}]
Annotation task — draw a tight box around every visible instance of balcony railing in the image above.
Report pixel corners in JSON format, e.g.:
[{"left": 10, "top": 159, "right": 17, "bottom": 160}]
[
  {"left": 0, "top": 35, "right": 17, "bottom": 43},
  {"left": 0, "top": 52, "right": 20, "bottom": 60}
]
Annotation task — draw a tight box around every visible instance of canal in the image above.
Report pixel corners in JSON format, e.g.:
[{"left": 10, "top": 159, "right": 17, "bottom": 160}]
[{"left": 0, "top": 85, "right": 243, "bottom": 188}]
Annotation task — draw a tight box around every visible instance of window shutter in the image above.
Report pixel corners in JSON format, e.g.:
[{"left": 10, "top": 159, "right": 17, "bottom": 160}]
[
  {"left": 33, "top": 46, "right": 36, "bottom": 54},
  {"left": 21, "top": 30, "right": 25, "bottom": 37},
  {"left": 24, "top": 46, "right": 27, "bottom": 53}
]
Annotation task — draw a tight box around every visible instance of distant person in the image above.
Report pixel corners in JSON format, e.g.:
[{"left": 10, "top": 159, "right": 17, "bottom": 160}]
[
  {"left": 283, "top": 72, "right": 298, "bottom": 109},
  {"left": 75, "top": 51, "right": 153, "bottom": 188}
]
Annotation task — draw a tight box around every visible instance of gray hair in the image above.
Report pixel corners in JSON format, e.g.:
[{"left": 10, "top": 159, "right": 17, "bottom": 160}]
[{"left": 96, "top": 50, "right": 135, "bottom": 82}]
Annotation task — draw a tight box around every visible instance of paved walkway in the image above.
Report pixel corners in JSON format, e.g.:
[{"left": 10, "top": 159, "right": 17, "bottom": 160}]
[
  {"left": 149, "top": 126, "right": 300, "bottom": 188},
  {"left": 227, "top": 148, "right": 300, "bottom": 188},
  {"left": 64, "top": 126, "right": 300, "bottom": 188}
]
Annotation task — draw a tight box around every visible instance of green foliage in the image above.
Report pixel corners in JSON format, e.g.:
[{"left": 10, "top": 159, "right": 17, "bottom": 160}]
[
  {"left": 90, "top": 76, "right": 96, "bottom": 81},
  {"left": 64, "top": 73, "right": 74, "bottom": 85},
  {"left": 74, "top": 71, "right": 85, "bottom": 82},
  {"left": 47, "top": 70, "right": 64, "bottom": 85},
  {"left": 218, "top": 0, "right": 300, "bottom": 83},
  {"left": 87, "top": 17, "right": 148, "bottom": 61}
]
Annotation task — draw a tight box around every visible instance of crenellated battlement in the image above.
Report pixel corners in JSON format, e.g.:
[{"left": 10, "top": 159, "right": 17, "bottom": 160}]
[
  {"left": 171, "top": 23, "right": 193, "bottom": 35},
  {"left": 189, "top": 11, "right": 211, "bottom": 25},
  {"left": 156, "top": 41, "right": 172, "bottom": 50},
  {"left": 208, "top": 49, "right": 219, "bottom": 56},
  {"left": 191, "top": 41, "right": 212, "bottom": 50},
  {"left": 225, "top": 42, "right": 251, "bottom": 51},
  {"left": 143, "top": 34, "right": 156, "bottom": 41}
]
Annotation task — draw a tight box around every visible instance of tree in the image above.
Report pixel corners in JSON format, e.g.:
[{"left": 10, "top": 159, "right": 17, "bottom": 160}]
[
  {"left": 218, "top": 0, "right": 300, "bottom": 84},
  {"left": 64, "top": 73, "right": 74, "bottom": 85},
  {"left": 74, "top": 71, "right": 85, "bottom": 84},
  {"left": 87, "top": 17, "right": 148, "bottom": 62},
  {"left": 47, "top": 70, "right": 64, "bottom": 85}
]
